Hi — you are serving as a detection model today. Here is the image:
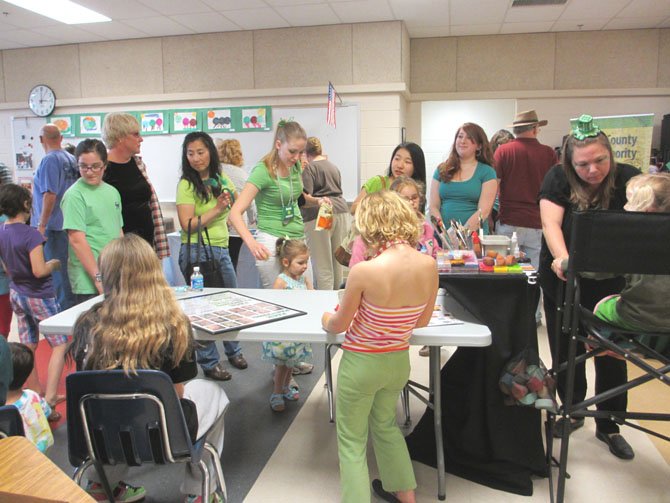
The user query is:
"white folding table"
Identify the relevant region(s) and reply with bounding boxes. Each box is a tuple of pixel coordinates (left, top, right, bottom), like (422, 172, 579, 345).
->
(40, 287, 491, 501)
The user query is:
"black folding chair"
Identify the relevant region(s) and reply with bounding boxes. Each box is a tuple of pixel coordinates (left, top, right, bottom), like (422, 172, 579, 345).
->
(0, 404, 25, 438)
(66, 370, 227, 503)
(549, 209, 670, 502)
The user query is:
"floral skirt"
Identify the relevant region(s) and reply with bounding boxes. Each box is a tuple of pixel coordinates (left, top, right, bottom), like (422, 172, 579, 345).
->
(261, 341, 313, 367)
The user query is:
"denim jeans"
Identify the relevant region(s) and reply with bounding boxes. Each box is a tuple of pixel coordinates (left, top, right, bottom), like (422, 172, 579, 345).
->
(179, 243, 242, 370)
(44, 229, 75, 311)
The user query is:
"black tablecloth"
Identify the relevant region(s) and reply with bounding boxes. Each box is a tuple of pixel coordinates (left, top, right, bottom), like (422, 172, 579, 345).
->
(406, 274, 546, 496)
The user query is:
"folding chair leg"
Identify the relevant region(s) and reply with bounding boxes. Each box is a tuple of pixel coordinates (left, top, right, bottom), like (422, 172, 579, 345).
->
(204, 443, 227, 502)
(72, 459, 94, 486)
(93, 461, 116, 503)
(198, 459, 211, 502)
(556, 331, 580, 503)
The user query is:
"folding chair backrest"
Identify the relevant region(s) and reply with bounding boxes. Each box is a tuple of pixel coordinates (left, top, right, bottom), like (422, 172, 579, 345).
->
(0, 404, 25, 438)
(568, 210, 670, 276)
(66, 370, 194, 468)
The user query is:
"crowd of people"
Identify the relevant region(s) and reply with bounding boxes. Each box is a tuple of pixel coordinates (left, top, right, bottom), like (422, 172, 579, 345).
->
(0, 110, 667, 503)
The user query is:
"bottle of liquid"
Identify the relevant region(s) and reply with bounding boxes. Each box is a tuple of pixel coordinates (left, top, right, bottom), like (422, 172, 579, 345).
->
(472, 231, 482, 258)
(510, 232, 520, 258)
(190, 266, 204, 291)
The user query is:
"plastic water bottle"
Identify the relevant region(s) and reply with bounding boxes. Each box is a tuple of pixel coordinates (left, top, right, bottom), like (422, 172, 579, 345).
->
(510, 232, 520, 258)
(190, 266, 204, 291)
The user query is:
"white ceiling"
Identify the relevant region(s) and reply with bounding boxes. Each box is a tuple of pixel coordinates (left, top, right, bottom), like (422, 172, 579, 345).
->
(0, 0, 669, 50)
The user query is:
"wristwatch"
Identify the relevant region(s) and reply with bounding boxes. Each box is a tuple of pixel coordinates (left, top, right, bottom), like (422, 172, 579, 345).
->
(94, 272, 102, 283)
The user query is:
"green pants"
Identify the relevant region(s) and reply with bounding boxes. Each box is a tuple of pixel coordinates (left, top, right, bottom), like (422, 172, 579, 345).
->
(336, 350, 416, 503)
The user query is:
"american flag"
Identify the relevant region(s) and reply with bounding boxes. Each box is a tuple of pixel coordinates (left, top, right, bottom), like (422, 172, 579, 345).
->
(326, 81, 336, 128)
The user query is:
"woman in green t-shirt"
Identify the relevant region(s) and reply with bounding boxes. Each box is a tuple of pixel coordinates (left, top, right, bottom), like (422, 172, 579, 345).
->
(350, 142, 426, 214)
(229, 121, 318, 289)
(176, 132, 247, 381)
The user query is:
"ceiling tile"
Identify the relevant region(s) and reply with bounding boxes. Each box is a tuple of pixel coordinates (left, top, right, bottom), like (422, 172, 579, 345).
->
(77, 0, 161, 19)
(0, 37, 28, 49)
(200, 0, 268, 9)
(617, 0, 670, 19)
(37, 25, 108, 43)
(504, 4, 565, 23)
(265, 0, 326, 5)
(450, 23, 501, 36)
(122, 16, 195, 37)
(169, 12, 241, 32)
(137, 0, 212, 16)
(659, 16, 670, 28)
(280, 4, 341, 26)
(0, 29, 65, 47)
(77, 20, 153, 40)
(500, 21, 555, 34)
(560, 0, 629, 20)
(407, 25, 450, 38)
(450, 0, 508, 25)
(0, 4, 59, 28)
(605, 17, 665, 30)
(223, 8, 290, 30)
(330, 0, 394, 24)
(551, 19, 609, 32)
(389, 0, 449, 25)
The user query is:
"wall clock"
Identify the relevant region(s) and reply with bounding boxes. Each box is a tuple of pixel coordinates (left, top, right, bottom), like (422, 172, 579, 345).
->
(28, 84, 56, 117)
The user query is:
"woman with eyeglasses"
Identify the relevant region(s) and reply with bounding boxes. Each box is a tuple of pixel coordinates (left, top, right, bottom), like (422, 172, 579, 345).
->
(60, 139, 123, 305)
(101, 112, 169, 260)
(175, 132, 247, 382)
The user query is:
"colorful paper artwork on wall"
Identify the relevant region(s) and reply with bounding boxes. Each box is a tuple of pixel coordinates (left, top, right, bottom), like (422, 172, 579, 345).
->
(171, 110, 200, 133)
(76, 113, 105, 137)
(242, 107, 270, 131)
(139, 111, 168, 135)
(49, 115, 74, 137)
(205, 109, 234, 132)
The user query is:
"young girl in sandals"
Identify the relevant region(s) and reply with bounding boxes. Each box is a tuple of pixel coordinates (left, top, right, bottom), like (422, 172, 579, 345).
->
(263, 237, 313, 412)
(322, 191, 438, 503)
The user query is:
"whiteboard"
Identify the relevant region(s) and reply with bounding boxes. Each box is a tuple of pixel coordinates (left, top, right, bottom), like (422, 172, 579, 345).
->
(142, 104, 360, 202)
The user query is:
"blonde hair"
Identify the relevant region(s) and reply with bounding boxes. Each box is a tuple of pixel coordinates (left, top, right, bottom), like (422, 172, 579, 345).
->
(216, 138, 243, 167)
(356, 191, 421, 250)
(275, 237, 309, 267)
(102, 112, 140, 149)
(305, 137, 322, 157)
(625, 173, 670, 212)
(390, 175, 426, 211)
(261, 121, 306, 178)
(84, 234, 193, 374)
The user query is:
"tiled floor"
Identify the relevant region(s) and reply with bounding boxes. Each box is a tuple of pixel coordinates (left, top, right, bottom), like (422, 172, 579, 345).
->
(246, 323, 670, 502)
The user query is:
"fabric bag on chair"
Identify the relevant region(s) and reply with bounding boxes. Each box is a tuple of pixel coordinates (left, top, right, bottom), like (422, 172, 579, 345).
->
(184, 217, 225, 287)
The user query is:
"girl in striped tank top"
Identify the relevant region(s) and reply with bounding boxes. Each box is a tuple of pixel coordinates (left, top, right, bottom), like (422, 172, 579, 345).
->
(322, 191, 438, 503)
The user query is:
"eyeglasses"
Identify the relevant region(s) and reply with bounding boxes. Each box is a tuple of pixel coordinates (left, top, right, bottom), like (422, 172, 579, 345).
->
(402, 194, 421, 202)
(78, 162, 104, 172)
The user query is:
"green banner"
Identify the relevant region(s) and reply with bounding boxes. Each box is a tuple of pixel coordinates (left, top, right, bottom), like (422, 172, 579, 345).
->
(570, 114, 654, 172)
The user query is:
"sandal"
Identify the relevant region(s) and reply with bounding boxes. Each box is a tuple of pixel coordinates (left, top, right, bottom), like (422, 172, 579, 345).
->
(270, 393, 285, 412)
(47, 410, 62, 422)
(282, 386, 299, 401)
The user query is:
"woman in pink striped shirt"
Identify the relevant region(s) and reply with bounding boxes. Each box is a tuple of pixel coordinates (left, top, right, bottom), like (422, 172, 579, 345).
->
(322, 191, 438, 503)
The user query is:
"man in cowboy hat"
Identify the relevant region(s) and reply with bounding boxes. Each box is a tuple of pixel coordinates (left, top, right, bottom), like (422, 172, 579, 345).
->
(494, 110, 557, 324)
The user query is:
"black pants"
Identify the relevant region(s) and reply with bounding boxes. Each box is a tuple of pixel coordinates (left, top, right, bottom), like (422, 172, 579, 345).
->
(544, 292, 627, 434)
(228, 236, 244, 271)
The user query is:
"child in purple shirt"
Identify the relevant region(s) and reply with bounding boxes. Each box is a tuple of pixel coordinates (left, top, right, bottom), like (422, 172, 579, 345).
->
(0, 184, 68, 420)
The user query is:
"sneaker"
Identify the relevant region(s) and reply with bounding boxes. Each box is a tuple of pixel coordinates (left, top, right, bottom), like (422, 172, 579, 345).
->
(292, 362, 314, 375)
(419, 346, 430, 357)
(87, 481, 146, 503)
(185, 492, 224, 503)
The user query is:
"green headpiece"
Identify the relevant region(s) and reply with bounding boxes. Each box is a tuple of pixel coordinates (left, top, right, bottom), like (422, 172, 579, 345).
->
(571, 114, 600, 140)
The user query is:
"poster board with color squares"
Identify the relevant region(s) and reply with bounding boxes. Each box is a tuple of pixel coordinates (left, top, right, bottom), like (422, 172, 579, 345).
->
(49, 115, 75, 138)
(239, 106, 271, 132)
(139, 110, 169, 135)
(170, 110, 201, 134)
(76, 113, 105, 137)
(205, 108, 234, 132)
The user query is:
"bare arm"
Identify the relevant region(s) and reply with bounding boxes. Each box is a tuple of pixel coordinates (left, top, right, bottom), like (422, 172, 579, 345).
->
(229, 183, 270, 260)
(540, 199, 568, 281)
(68, 230, 103, 294)
(174, 383, 184, 398)
(414, 264, 439, 328)
(349, 187, 368, 215)
(465, 179, 498, 231)
(428, 178, 443, 223)
(321, 267, 364, 333)
(28, 245, 60, 279)
(302, 192, 331, 207)
(272, 276, 287, 289)
(37, 192, 57, 236)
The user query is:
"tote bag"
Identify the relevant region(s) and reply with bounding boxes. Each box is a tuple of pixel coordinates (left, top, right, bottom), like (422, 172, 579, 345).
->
(184, 216, 225, 288)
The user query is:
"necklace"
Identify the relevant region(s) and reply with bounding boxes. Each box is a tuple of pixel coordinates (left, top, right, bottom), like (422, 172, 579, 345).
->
(371, 239, 410, 259)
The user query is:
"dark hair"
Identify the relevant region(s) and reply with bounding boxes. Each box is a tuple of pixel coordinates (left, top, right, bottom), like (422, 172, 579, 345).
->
(63, 143, 76, 156)
(180, 132, 221, 203)
(438, 123, 494, 183)
(387, 142, 426, 185)
(75, 138, 108, 164)
(275, 237, 309, 265)
(9, 342, 34, 390)
(0, 183, 32, 217)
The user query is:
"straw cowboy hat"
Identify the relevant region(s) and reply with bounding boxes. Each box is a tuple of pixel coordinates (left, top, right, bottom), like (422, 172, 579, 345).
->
(508, 110, 548, 128)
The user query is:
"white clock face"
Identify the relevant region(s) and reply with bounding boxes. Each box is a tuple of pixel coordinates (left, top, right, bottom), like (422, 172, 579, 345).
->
(29, 84, 56, 117)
